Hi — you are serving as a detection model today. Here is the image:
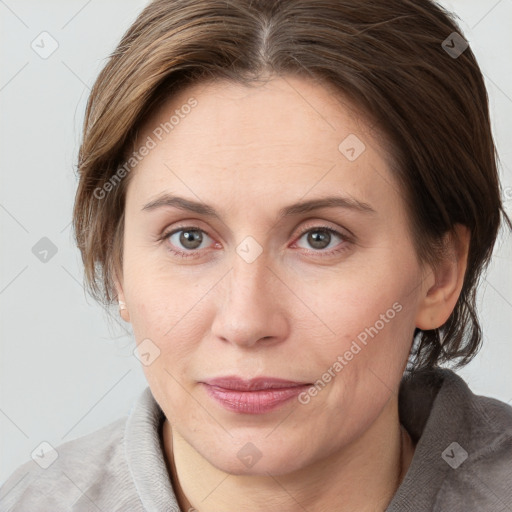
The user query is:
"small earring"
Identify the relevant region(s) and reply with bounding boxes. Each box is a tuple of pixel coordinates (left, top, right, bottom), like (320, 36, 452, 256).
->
(119, 300, 127, 310)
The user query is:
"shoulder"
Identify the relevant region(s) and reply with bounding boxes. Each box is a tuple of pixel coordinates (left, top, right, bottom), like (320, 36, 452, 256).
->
(397, 368, 512, 511)
(0, 415, 144, 512)
(435, 375, 512, 510)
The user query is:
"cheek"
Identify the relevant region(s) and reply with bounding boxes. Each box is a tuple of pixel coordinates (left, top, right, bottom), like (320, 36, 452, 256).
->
(295, 274, 418, 439)
(302, 254, 420, 381)
(122, 250, 206, 339)
(125, 279, 210, 421)
(128, 292, 207, 357)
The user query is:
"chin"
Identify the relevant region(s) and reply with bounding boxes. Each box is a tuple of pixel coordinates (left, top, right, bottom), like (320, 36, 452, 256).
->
(196, 437, 314, 477)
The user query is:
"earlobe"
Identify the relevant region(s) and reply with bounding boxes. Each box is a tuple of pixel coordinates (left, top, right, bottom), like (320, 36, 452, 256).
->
(415, 224, 470, 330)
(118, 299, 130, 322)
(114, 274, 131, 323)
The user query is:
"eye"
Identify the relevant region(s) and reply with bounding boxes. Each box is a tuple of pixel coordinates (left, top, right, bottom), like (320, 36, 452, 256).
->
(294, 225, 350, 255)
(159, 223, 351, 259)
(162, 226, 215, 258)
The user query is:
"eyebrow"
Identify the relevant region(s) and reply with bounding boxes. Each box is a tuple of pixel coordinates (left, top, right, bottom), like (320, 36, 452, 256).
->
(141, 193, 376, 219)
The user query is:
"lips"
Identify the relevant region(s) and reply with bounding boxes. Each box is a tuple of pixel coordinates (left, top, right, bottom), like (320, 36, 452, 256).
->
(203, 376, 309, 390)
(201, 376, 312, 414)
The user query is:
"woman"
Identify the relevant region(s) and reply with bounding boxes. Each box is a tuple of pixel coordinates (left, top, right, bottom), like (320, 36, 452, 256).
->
(1, 0, 511, 510)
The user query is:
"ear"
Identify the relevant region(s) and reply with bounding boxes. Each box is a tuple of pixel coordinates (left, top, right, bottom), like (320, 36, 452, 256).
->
(114, 272, 130, 323)
(415, 224, 470, 330)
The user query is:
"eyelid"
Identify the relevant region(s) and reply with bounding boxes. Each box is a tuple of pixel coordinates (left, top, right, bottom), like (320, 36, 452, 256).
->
(159, 220, 216, 243)
(293, 220, 354, 242)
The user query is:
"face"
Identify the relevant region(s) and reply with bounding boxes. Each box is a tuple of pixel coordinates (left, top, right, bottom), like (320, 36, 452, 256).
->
(117, 75, 429, 475)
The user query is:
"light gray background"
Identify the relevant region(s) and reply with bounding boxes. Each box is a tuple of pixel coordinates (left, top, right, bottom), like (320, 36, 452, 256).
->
(1, 0, 511, 486)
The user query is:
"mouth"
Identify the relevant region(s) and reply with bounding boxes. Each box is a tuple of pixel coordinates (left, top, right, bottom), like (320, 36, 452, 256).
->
(200, 376, 312, 414)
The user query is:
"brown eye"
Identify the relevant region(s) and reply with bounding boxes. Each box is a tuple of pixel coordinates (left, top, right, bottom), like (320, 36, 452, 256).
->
(164, 227, 213, 254)
(177, 229, 203, 250)
(295, 227, 346, 253)
(306, 229, 332, 250)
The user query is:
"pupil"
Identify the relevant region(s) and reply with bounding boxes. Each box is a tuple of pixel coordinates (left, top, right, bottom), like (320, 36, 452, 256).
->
(180, 230, 202, 249)
(309, 230, 330, 249)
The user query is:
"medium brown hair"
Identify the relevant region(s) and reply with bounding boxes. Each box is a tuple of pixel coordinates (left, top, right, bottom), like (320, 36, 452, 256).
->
(72, 0, 511, 370)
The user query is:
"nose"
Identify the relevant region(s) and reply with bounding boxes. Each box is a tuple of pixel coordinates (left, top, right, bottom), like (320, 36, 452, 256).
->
(210, 253, 289, 349)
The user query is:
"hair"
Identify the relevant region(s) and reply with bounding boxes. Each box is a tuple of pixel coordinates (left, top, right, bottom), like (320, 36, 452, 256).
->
(72, 0, 511, 371)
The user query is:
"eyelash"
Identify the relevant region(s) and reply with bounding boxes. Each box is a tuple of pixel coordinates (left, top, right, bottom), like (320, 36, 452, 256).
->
(158, 224, 352, 259)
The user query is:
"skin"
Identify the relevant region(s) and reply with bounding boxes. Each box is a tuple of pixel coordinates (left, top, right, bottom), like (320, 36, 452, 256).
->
(115, 74, 470, 511)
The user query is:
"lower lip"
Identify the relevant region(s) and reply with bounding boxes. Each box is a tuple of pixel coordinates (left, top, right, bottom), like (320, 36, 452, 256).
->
(202, 384, 310, 414)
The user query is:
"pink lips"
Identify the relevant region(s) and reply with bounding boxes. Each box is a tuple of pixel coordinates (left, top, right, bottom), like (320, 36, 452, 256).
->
(201, 376, 311, 414)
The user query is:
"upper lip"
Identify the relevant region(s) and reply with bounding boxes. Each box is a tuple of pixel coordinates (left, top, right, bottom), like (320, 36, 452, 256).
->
(202, 376, 311, 391)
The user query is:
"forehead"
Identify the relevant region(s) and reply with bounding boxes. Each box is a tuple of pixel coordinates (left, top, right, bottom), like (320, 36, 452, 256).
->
(127, 75, 399, 213)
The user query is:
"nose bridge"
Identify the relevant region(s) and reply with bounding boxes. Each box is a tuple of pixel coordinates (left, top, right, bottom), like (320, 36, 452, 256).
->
(211, 248, 287, 347)
(228, 250, 274, 313)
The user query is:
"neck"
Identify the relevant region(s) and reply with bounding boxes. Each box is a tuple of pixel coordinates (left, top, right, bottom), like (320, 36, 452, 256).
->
(162, 398, 415, 512)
